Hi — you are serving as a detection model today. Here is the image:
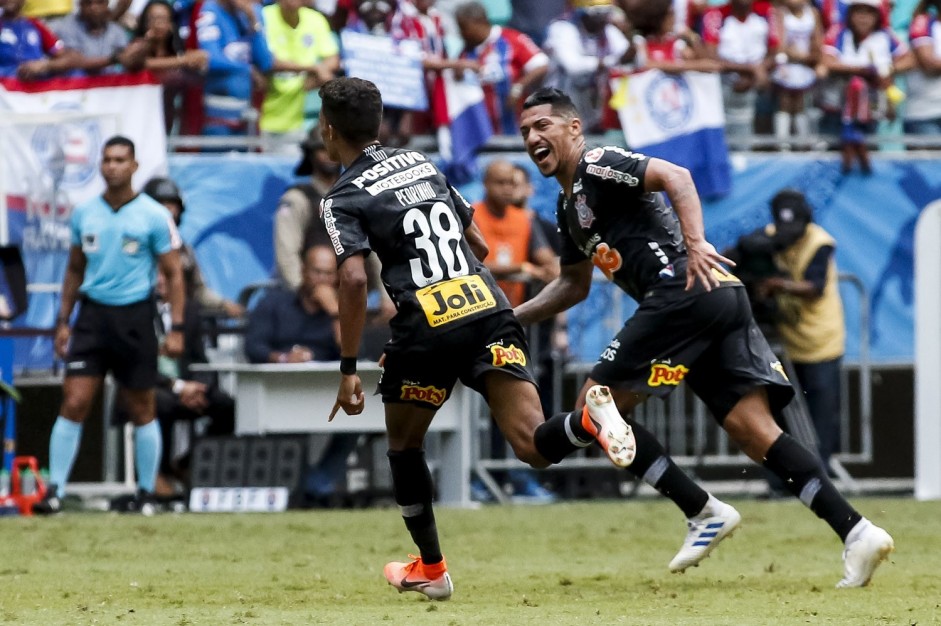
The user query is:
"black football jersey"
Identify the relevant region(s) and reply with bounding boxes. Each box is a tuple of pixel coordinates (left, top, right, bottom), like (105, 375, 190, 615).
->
(557, 146, 689, 301)
(321, 144, 510, 341)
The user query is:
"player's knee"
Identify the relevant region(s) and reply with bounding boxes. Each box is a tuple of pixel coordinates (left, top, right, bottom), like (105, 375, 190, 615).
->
(725, 414, 781, 461)
(60, 396, 93, 422)
(507, 436, 550, 469)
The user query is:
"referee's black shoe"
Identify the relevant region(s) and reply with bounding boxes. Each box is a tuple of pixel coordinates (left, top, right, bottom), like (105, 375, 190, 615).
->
(111, 489, 159, 516)
(33, 485, 63, 515)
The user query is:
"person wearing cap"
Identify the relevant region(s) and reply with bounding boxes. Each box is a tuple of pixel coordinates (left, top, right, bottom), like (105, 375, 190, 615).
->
(755, 189, 844, 469)
(542, 0, 634, 132)
(820, 0, 913, 173)
(143, 177, 244, 318)
(274, 127, 342, 291)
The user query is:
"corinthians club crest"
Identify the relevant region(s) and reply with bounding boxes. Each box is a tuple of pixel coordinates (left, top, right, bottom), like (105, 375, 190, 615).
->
(575, 193, 594, 229)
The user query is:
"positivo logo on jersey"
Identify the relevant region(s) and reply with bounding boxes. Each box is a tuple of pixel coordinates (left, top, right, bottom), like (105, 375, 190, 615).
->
(415, 275, 496, 327)
(351, 151, 433, 195)
(648, 362, 689, 386)
(491, 344, 527, 367)
(400, 384, 447, 406)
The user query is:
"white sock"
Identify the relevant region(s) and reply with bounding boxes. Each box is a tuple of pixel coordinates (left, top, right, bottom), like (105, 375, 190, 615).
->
(794, 112, 810, 136)
(774, 111, 792, 140)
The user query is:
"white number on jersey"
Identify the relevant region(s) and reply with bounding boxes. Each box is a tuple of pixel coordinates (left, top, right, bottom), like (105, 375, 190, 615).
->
(403, 202, 469, 287)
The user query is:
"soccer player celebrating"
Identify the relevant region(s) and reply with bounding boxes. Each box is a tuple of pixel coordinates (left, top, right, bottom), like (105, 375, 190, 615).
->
(319, 77, 642, 601)
(515, 87, 894, 588)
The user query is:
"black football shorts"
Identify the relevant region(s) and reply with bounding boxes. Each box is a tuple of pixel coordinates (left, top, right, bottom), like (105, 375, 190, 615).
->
(590, 284, 794, 423)
(379, 310, 536, 410)
(65, 297, 159, 390)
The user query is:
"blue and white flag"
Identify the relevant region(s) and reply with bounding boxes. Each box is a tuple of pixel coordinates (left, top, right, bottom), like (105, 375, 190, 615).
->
(435, 68, 492, 185)
(611, 70, 731, 199)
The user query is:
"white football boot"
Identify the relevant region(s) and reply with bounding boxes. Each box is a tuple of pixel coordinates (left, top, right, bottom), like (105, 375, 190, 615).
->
(669, 496, 742, 573)
(836, 518, 894, 588)
(582, 385, 636, 468)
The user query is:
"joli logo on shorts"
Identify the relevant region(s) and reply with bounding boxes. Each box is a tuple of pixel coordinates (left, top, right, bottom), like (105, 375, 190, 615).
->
(491, 344, 527, 367)
(416, 275, 496, 327)
(648, 363, 688, 386)
(400, 384, 447, 406)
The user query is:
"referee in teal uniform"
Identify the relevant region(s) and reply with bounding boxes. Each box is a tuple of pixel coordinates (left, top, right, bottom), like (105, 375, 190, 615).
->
(35, 136, 186, 515)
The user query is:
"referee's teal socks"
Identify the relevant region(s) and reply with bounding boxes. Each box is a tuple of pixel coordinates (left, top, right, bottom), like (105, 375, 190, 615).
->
(49, 416, 83, 498)
(134, 420, 162, 495)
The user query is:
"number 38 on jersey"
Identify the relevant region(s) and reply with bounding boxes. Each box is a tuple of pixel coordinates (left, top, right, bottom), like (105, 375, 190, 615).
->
(405, 201, 496, 327)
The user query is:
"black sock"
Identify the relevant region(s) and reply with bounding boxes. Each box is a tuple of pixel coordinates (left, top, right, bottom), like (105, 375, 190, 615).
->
(762, 433, 861, 541)
(387, 448, 442, 564)
(534, 411, 591, 464)
(625, 420, 709, 518)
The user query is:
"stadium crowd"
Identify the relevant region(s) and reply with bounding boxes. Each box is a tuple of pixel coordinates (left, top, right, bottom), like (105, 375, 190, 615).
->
(3, 0, 941, 150)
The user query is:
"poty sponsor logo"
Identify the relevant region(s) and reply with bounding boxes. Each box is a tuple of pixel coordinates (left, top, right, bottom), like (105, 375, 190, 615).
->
(586, 164, 639, 186)
(401, 384, 447, 406)
(491, 344, 527, 367)
(320, 198, 345, 255)
(648, 363, 689, 386)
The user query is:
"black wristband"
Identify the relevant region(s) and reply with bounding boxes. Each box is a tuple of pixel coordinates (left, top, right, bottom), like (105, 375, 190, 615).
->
(340, 356, 357, 376)
(170, 323, 185, 332)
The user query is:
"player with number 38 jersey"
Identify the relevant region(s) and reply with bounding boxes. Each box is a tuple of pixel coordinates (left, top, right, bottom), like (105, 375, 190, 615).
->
(323, 144, 511, 343)
(319, 78, 646, 601)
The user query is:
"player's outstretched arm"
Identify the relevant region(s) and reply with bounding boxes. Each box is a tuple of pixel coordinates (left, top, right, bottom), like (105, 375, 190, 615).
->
(332, 253, 368, 419)
(514, 259, 592, 326)
(642, 158, 735, 292)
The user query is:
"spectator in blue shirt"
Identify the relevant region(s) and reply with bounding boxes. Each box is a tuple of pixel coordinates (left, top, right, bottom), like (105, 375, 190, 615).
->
(0, 0, 75, 79)
(196, 0, 327, 136)
(245, 245, 340, 363)
(197, 0, 275, 135)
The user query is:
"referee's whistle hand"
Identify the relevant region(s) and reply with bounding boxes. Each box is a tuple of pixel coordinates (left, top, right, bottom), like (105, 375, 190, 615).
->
(54, 326, 70, 359)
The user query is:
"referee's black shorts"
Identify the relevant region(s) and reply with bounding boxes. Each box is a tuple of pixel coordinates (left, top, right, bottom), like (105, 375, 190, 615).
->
(65, 296, 159, 390)
(379, 310, 537, 411)
(590, 283, 794, 423)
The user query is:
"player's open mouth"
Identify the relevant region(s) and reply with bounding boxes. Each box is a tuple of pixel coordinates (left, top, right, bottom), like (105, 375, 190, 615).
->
(533, 147, 551, 163)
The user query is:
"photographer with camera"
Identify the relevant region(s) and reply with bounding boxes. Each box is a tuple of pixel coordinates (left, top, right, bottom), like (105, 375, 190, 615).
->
(726, 189, 845, 470)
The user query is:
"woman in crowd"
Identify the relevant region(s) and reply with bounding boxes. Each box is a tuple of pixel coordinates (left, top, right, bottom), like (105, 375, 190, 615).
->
(133, 0, 209, 133)
(772, 0, 824, 141)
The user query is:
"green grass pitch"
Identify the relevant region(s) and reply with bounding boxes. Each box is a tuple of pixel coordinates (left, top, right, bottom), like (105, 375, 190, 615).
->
(1, 497, 938, 625)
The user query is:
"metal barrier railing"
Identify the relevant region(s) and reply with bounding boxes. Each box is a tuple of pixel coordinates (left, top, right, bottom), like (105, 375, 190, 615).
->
(165, 133, 941, 154)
